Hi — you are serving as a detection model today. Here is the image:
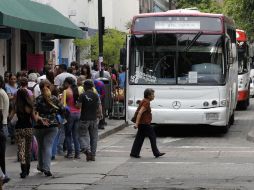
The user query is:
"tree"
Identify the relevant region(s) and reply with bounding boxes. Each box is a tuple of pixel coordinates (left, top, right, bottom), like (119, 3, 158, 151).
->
(74, 29, 126, 66)
(176, 0, 223, 13)
(223, 0, 254, 38)
(89, 29, 126, 66)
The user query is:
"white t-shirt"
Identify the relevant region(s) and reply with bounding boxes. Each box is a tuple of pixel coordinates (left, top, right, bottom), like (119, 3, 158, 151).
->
(54, 72, 77, 87)
(28, 81, 41, 98)
(94, 71, 111, 80)
(37, 75, 47, 83)
(0, 89, 9, 125)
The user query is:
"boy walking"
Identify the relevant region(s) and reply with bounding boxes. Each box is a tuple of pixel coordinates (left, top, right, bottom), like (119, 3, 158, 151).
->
(78, 80, 102, 161)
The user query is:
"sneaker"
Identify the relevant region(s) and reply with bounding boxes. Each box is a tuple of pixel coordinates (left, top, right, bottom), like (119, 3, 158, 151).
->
(90, 156, 95, 161)
(74, 154, 81, 159)
(130, 154, 141, 158)
(37, 166, 45, 173)
(2, 176, 10, 184)
(84, 151, 92, 161)
(64, 154, 74, 159)
(98, 125, 105, 130)
(44, 171, 52, 177)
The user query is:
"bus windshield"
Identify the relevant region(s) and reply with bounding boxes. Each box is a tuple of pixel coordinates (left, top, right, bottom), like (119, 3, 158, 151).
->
(237, 42, 249, 74)
(129, 33, 226, 85)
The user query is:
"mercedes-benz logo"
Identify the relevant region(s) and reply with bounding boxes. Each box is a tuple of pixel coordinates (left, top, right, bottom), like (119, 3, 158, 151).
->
(172, 101, 181, 109)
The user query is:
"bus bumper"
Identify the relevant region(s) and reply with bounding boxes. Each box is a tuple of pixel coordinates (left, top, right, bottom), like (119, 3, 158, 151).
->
(128, 107, 228, 126)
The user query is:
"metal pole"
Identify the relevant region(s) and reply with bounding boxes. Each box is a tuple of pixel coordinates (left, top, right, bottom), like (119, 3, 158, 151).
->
(98, 0, 103, 77)
(168, 0, 172, 10)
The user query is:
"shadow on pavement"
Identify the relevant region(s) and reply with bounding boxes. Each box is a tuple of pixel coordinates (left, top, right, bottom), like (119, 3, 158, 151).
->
(154, 124, 227, 138)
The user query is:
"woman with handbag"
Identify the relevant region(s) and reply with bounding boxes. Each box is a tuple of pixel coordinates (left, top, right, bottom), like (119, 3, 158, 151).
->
(130, 88, 165, 158)
(8, 87, 46, 178)
(34, 79, 64, 176)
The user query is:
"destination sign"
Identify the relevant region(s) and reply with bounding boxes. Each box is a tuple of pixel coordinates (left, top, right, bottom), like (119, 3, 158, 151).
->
(133, 16, 222, 32)
(155, 21, 200, 30)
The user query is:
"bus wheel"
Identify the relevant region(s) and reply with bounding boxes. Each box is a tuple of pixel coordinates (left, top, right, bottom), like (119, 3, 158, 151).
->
(247, 89, 250, 106)
(229, 113, 235, 126)
(221, 124, 229, 134)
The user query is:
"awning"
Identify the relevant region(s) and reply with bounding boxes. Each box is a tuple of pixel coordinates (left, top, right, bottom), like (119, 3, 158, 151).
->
(0, 0, 84, 39)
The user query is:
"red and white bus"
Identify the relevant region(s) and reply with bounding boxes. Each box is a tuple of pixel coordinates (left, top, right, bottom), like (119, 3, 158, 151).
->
(236, 29, 251, 109)
(125, 9, 238, 133)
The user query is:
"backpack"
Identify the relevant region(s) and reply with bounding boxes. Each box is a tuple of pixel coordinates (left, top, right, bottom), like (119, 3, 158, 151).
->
(27, 83, 38, 93)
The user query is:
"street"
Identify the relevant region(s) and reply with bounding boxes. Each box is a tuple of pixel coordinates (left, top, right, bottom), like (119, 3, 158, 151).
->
(4, 100, 254, 190)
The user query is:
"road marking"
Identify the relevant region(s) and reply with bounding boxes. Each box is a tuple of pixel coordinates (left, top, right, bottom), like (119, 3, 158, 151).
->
(129, 161, 254, 165)
(175, 146, 254, 149)
(101, 150, 129, 153)
(162, 138, 182, 144)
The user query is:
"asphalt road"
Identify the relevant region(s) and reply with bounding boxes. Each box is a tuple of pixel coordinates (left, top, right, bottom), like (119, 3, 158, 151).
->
(4, 99, 254, 190)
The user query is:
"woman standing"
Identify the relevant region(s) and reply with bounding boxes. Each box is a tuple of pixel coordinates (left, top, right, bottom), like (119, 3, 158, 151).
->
(5, 73, 18, 144)
(10, 89, 44, 178)
(80, 64, 92, 79)
(62, 77, 81, 159)
(34, 80, 64, 176)
(130, 88, 165, 158)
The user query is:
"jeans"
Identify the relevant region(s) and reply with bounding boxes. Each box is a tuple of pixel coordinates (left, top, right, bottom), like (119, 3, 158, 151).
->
(65, 112, 80, 155)
(34, 127, 58, 172)
(2, 125, 8, 139)
(79, 120, 98, 156)
(130, 124, 160, 157)
(52, 124, 65, 156)
(0, 128, 6, 175)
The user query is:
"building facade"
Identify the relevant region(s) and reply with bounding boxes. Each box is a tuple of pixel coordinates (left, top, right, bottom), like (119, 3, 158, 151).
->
(34, 0, 139, 65)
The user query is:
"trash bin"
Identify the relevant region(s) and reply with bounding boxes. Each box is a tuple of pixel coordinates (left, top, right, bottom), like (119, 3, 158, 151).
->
(97, 77, 113, 111)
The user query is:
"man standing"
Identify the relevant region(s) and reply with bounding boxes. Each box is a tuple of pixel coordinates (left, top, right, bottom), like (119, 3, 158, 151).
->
(0, 75, 10, 184)
(54, 64, 77, 88)
(78, 80, 102, 161)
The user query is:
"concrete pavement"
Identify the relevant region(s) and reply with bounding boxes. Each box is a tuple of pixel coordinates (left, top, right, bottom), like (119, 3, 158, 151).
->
(247, 127, 254, 142)
(3, 118, 127, 190)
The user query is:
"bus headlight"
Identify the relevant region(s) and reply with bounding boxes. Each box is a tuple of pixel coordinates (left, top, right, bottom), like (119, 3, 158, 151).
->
(220, 100, 227, 107)
(212, 100, 218, 106)
(203, 101, 209, 107)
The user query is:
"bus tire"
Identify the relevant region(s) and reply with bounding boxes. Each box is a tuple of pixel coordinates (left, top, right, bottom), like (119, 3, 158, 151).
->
(247, 89, 250, 106)
(242, 99, 248, 110)
(229, 113, 235, 126)
(221, 124, 229, 134)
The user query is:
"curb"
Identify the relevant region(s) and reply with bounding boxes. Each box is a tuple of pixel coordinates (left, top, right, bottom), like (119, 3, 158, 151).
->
(99, 122, 128, 140)
(246, 128, 254, 142)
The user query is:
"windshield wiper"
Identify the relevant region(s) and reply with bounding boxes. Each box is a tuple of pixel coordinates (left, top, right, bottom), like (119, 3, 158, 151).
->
(184, 31, 203, 52)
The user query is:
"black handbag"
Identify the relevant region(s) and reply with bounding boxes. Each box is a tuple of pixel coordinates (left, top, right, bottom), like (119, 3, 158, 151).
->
(131, 112, 137, 123)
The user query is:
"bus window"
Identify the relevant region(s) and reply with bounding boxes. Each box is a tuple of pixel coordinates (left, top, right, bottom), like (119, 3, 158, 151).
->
(129, 33, 225, 85)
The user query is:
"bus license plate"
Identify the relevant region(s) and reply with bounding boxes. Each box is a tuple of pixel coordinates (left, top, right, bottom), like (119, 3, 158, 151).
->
(206, 113, 219, 120)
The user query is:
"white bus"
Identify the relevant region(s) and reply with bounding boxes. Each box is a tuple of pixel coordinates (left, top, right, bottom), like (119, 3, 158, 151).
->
(125, 9, 238, 133)
(236, 29, 251, 109)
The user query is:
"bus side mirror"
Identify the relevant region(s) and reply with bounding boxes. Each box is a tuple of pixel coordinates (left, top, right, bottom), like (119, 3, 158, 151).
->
(230, 43, 237, 65)
(229, 56, 233, 65)
(120, 48, 126, 66)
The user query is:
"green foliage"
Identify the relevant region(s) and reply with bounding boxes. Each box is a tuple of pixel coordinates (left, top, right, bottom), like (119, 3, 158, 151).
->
(90, 29, 126, 66)
(176, 0, 223, 13)
(75, 29, 126, 66)
(223, 0, 254, 38)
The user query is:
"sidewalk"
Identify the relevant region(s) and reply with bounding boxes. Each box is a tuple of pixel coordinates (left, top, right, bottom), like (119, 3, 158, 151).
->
(3, 118, 127, 190)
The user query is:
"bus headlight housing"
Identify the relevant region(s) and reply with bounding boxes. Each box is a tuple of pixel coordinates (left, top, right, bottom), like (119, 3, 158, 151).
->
(220, 100, 227, 107)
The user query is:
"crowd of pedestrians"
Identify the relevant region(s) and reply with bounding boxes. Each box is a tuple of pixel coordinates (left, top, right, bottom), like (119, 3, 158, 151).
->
(0, 61, 126, 187)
